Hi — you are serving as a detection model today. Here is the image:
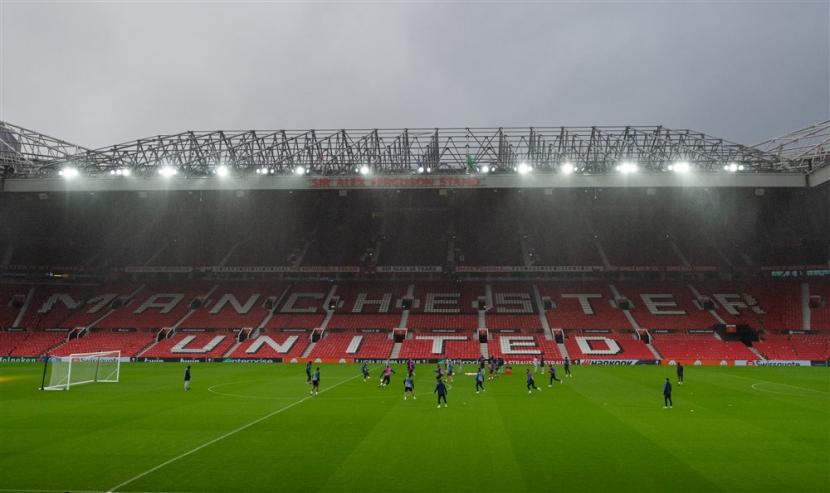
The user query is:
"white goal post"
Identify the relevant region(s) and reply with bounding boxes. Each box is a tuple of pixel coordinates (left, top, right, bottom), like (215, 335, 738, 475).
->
(41, 350, 121, 391)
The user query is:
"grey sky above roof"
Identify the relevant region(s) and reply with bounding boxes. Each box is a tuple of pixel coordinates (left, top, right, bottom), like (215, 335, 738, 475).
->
(1, 0, 827, 150)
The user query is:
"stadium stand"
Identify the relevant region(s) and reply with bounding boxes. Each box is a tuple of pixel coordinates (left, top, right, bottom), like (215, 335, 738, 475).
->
(0, 284, 28, 327)
(564, 332, 656, 360)
(228, 330, 310, 359)
(539, 283, 631, 330)
(487, 335, 562, 362)
(309, 331, 394, 360)
(755, 333, 830, 361)
(614, 283, 717, 330)
(398, 333, 481, 359)
(650, 333, 757, 361)
(180, 282, 282, 329)
(142, 330, 237, 359)
(50, 329, 156, 357)
(809, 282, 830, 330)
(0, 330, 66, 357)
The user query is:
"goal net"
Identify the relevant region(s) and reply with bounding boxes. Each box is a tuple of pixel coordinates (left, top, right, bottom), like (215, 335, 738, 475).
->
(42, 350, 121, 391)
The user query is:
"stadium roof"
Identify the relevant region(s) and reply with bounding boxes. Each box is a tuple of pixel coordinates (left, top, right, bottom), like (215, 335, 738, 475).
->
(1, 121, 828, 191)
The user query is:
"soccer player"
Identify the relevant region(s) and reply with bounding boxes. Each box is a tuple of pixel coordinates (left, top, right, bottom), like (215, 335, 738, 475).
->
(548, 362, 561, 387)
(404, 374, 416, 400)
(478, 355, 486, 371)
(475, 368, 485, 393)
(305, 361, 313, 384)
(663, 377, 673, 408)
(435, 363, 444, 381)
(539, 355, 546, 374)
(677, 362, 684, 385)
(526, 368, 541, 394)
(379, 364, 395, 387)
(488, 358, 496, 380)
(184, 365, 191, 391)
(361, 362, 370, 381)
(435, 378, 448, 408)
(446, 358, 455, 384)
(563, 356, 572, 378)
(311, 367, 321, 395)
(532, 356, 539, 374)
(407, 359, 415, 377)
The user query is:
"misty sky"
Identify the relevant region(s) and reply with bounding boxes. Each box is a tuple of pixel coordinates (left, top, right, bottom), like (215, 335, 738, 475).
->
(0, 0, 827, 149)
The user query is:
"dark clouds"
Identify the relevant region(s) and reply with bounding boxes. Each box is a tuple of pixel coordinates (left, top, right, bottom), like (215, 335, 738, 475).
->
(1, 0, 827, 149)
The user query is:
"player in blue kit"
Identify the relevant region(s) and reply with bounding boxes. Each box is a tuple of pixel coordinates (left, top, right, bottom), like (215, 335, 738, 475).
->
(435, 379, 448, 408)
(404, 374, 416, 400)
(526, 368, 541, 394)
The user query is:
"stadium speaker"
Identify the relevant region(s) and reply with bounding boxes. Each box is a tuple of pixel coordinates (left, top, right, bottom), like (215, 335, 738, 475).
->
(477, 299, 487, 311)
(702, 299, 715, 310)
(110, 298, 124, 309)
(263, 298, 275, 310)
(809, 295, 824, 309)
(617, 299, 631, 310)
(189, 298, 203, 310)
(543, 299, 554, 310)
(401, 298, 413, 310)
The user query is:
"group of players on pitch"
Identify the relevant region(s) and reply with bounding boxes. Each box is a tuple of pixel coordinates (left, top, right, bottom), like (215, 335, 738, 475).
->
(302, 356, 684, 408)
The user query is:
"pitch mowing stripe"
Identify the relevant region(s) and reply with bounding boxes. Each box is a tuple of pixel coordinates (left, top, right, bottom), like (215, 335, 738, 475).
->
(107, 374, 360, 493)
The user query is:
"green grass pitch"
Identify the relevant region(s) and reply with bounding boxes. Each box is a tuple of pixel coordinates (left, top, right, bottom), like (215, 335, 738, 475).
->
(0, 362, 828, 493)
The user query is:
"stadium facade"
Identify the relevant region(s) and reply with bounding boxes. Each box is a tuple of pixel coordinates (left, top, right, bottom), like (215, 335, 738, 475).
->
(0, 121, 828, 366)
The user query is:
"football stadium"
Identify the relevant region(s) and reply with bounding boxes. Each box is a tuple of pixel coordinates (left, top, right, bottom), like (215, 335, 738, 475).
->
(0, 121, 828, 493)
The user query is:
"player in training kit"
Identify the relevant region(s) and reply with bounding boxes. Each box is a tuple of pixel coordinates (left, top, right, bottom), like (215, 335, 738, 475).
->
(478, 356, 486, 371)
(404, 374, 416, 400)
(379, 364, 395, 387)
(184, 365, 191, 391)
(676, 363, 684, 385)
(475, 368, 485, 393)
(407, 359, 415, 377)
(532, 357, 539, 374)
(435, 363, 444, 381)
(526, 368, 541, 394)
(539, 355, 546, 374)
(563, 356, 572, 377)
(663, 377, 673, 408)
(435, 379, 448, 408)
(446, 359, 454, 384)
(311, 368, 320, 395)
(361, 362, 370, 381)
(305, 361, 313, 384)
(548, 363, 561, 387)
(488, 359, 496, 380)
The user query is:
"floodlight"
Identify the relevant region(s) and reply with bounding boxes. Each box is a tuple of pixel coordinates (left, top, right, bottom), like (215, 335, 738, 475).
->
(359, 165, 370, 175)
(158, 166, 177, 177)
(561, 162, 575, 175)
(517, 162, 532, 175)
(59, 167, 79, 179)
(671, 161, 691, 174)
(725, 163, 740, 172)
(294, 166, 305, 176)
(121, 168, 131, 177)
(617, 161, 638, 174)
(481, 165, 490, 174)
(417, 166, 425, 174)
(216, 165, 229, 177)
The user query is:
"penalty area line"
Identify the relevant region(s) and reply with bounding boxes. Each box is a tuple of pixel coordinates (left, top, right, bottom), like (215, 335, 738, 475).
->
(107, 374, 360, 493)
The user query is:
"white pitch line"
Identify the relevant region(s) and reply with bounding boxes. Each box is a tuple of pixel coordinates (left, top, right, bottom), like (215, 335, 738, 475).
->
(107, 374, 360, 493)
(728, 373, 830, 395)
